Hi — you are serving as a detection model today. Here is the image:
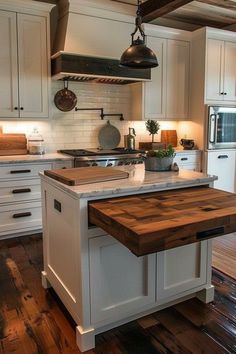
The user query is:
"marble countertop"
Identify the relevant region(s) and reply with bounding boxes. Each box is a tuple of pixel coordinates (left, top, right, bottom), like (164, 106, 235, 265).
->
(40, 165, 217, 199)
(0, 153, 73, 164)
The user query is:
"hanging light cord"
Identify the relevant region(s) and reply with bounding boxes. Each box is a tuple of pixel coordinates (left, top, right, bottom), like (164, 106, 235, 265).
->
(131, 0, 146, 45)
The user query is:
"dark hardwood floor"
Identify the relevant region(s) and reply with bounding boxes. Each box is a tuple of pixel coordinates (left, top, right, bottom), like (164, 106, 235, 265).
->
(0, 234, 236, 354)
(212, 233, 236, 280)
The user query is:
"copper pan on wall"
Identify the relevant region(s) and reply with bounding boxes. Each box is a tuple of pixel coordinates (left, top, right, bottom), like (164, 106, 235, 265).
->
(54, 80, 77, 112)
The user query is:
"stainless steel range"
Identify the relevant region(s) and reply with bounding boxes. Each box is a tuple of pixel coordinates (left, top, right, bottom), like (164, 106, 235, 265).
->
(59, 148, 144, 167)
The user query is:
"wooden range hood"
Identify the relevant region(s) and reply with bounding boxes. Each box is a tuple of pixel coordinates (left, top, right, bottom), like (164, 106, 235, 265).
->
(89, 186, 236, 256)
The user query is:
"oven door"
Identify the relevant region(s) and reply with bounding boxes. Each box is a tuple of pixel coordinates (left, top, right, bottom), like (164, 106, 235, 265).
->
(208, 106, 236, 149)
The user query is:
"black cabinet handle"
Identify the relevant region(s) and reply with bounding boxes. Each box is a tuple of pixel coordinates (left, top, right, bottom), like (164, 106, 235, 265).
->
(224, 92, 227, 95)
(197, 227, 224, 239)
(20, 107, 24, 110)
(218, 155, 228, 159)
(12, 212, 32, 219)
(181, 157, 188, 161)
(10, 169, 31, 174)
(12, 188, 31, 194)
(14, 107, 18, 110)
(220, 92, 224, 95)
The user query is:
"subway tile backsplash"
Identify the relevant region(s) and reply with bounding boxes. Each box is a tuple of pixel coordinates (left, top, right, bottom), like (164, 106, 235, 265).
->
(0, 81, 196, 152)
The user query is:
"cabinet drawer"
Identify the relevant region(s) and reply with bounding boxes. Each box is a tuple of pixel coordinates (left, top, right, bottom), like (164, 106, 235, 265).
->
(0, 163, 52, 180)
(0, 201, 42, 234)
(0, 179, 41, 204)
(174, 153, 200, 165)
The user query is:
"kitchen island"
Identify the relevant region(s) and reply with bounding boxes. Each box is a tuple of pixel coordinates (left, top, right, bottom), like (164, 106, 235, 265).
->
(40, 166, 234, 352)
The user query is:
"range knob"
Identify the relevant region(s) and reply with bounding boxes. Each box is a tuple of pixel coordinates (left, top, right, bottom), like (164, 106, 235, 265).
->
(92, 162, 98, 166)
(107, 163, 113, 167)
(118, 161, 124, 166)
(132, 160, 137, 165)
(138, 160, 143, 164)
(125, 161, 130, 165)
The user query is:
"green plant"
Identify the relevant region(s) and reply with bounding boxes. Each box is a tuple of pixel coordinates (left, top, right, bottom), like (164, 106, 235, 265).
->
(145, 120, 160, 143)
(146, 144, 175, 158)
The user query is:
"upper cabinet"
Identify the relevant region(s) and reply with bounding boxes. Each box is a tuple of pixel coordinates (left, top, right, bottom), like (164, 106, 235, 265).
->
(206, 39, 236, 103)
(0, 10, 49, 118)
(166, 39, 190, 119)
(132, 36, 190, 121)
(143, 37, 167, 119)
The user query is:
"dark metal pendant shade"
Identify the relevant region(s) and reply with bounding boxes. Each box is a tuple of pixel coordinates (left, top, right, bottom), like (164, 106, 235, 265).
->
(120, 1, 158, 69)
(120, 39, 158, 69)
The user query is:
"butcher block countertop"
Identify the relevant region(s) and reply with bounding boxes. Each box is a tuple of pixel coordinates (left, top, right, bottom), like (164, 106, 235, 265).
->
(89, 186, 236, 256)
(40, 165, 217, 199)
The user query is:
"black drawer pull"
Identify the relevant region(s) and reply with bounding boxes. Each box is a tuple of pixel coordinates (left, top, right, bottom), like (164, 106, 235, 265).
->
(12, 188, 31, 194)
(181, 157, 188, 161)
(10, 169, 31, 174)
(218, 155, 228, 159)
(12, 212, 32, 219)
(197, 227, 224, 239)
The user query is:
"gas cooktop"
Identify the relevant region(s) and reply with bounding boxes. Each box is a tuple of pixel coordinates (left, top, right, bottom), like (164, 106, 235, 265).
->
(59, 148, 145, 157)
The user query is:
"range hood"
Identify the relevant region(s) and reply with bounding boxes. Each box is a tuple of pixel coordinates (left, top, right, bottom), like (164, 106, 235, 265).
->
(51, 1, 151, 84)
(51, 52, 151, 84)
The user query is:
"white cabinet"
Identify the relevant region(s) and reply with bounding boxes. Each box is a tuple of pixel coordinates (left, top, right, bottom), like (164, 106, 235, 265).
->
(206, 150, 236, 192)
(206, 39, 236, 103)
(89, 235, 155, 324)
(133, 38, 190, 120)
(0, 10, 48, 118)
(144, 37, 167, 119)
(166, 40, 190, 119)
(174, 150, 201, 171)
(156, 241, 207, 300)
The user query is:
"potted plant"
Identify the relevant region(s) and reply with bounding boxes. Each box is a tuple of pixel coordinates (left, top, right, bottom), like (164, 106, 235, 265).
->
(139, 120, 164, 151)
(145, 120, 160, 143)
(144, 145, 176, 171)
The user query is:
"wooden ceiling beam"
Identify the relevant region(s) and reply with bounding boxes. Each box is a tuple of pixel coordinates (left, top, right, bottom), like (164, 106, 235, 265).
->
(140, 0, 194, 22)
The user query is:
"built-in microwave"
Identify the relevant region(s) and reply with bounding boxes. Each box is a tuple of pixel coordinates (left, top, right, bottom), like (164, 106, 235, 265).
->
(207, 106, 236, 149)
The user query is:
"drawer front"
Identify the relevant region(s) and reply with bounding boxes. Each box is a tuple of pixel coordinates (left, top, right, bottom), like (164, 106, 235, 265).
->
(0, 179, 41, 204)
(0, 163, 52, 180)
(174, 153, 200, 165)
(0, 202, 42, 234)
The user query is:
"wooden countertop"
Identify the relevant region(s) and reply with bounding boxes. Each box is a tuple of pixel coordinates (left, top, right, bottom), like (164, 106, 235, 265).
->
(89, 186, 236, 256)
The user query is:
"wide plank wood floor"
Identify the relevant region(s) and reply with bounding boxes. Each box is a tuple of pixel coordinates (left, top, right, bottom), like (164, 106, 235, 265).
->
(0, 234, 235, 354)
(212, 233, 236, 279)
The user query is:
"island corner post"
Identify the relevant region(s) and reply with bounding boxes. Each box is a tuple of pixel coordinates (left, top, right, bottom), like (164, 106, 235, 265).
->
(39, 168, 236, 352)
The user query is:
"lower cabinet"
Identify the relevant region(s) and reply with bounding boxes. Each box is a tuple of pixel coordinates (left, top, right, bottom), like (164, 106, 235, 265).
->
(156, 241, 207, 300)
(174, 151, 201, 171)
(206, 150, 236, 192)
(89, 235, 208, 324)
(0, 159, 73, 238)
(89, 235, 156, 324)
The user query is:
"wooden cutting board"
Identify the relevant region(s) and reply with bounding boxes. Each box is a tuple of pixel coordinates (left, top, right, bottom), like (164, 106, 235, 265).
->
(44, 167, 129, 185)
(0, 133, 27, 155)
(89, 186, 236, 256)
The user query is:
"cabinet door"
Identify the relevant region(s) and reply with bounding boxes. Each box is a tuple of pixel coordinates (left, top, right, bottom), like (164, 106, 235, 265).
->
(0, 10, 18, 118)
(17, 14, 48, 118)
(89, 235, 155, 325)
(207, 150, 236, 192)
(223, 41, 236, 102)
(166, 40, 190, 119)
(144, 37, 167, 119)
(156, 241, 207, 300)
(206, 39, 224, 102)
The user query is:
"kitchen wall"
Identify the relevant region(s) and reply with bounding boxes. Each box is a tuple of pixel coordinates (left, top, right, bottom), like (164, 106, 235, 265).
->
(0, 81, 197, 151)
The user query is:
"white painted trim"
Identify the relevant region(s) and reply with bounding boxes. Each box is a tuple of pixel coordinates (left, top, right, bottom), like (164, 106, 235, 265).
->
(0, 0, 54, 14)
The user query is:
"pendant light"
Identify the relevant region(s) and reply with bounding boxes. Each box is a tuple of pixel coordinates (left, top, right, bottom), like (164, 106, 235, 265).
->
(120, 0, 158, 69)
